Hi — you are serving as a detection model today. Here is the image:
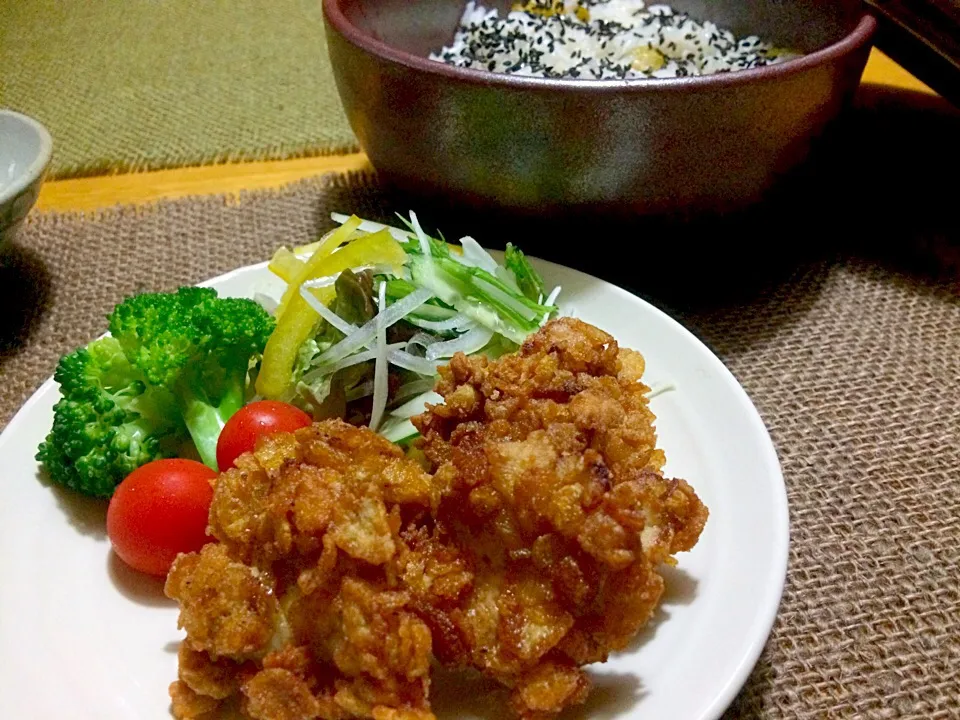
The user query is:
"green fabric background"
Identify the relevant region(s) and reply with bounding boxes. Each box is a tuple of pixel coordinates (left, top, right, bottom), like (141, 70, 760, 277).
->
(0, 0, 358, 178)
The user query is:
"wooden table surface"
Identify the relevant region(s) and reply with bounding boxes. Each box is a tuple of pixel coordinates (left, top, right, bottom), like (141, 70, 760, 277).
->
(35, 49, 936, 214)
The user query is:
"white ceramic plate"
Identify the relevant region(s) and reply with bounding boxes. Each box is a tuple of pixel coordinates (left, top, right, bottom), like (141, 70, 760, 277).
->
(0, 258, 788, 720)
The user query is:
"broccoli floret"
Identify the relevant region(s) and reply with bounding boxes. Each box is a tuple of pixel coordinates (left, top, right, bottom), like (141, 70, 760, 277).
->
(36, 337, 183, 497)
(37, 287, 274, 497)
(108, 287, 274, 470)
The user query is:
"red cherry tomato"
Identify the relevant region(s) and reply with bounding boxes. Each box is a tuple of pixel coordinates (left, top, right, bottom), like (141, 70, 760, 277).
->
(106, 459, 216, 577)
(216, 400, 312, 470)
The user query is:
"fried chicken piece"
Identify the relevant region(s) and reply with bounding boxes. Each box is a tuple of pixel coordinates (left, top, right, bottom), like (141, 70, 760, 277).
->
(166, 421, 438, 720)
(165, 543, 279, 658)
(509, 662, 591, 720)
(241, 668, 322, 720)
(165, 320, 707, 720)
(177, 644, 248, 700)
(207, 424, 436, 569)
(411, 318, 708, 718)
(169, 680, 221, 719)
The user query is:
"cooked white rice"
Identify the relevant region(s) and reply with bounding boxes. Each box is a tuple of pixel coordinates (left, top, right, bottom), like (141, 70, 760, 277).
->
(431, 0, 797, 80)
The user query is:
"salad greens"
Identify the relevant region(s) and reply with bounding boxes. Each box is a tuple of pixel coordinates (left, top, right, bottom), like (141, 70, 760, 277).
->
(505, 243, 546, 303)
(263, 211, 560, 442)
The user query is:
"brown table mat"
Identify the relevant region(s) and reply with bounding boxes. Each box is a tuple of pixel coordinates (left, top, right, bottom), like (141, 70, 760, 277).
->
(2, 161, 958, 716)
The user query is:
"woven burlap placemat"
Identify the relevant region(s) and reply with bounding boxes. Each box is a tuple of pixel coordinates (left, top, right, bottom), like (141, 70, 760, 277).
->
(0, 0, 358, 179)
(1, 168, 957, 717)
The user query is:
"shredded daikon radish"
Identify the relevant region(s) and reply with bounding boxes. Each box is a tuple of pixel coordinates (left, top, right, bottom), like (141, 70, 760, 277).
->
(459, 236, 499, 272)
(539, 288, 563, 325)
(370, 282, 389, 430)
(646, 382, 677, 399)
(406, 332, 440, 353)
(409, 211, 432, 257)
(313, 287, 433, 368)
(406, 313, 477, 333)
(301, 275, 339, 291)
(425, 326, 494, 361)
(299, 286, 357, 336)
(387, 349, 441, 376)
(309, 343, 404, 376)
(254, 292, 279, 315)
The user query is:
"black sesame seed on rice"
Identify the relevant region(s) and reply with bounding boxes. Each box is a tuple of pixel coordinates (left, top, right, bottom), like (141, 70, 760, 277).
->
(430, 0, 795, 80)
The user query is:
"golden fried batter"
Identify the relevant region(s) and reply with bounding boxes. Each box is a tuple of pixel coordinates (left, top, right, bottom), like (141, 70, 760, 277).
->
(166, 422, 436, 720)
(412, 318, 708, 717)
(165, 543, 279, 658)
(165, 319, 708, 720)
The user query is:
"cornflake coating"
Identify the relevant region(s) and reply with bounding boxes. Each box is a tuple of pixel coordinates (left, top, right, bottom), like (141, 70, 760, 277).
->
(166, 421, 437, 720)
(413, 318, 708, 717)
(165, 319, 708, 720)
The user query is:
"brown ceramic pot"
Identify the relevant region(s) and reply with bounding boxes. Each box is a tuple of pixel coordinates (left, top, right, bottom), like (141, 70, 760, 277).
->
(323, 0, 876, 216)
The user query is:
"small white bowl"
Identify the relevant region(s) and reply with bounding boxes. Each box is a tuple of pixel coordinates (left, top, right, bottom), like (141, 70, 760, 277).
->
(0, 110, 53, 245)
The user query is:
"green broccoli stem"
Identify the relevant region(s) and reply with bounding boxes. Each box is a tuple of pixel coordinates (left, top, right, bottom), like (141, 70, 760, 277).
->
(175, 365, 247, 471)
